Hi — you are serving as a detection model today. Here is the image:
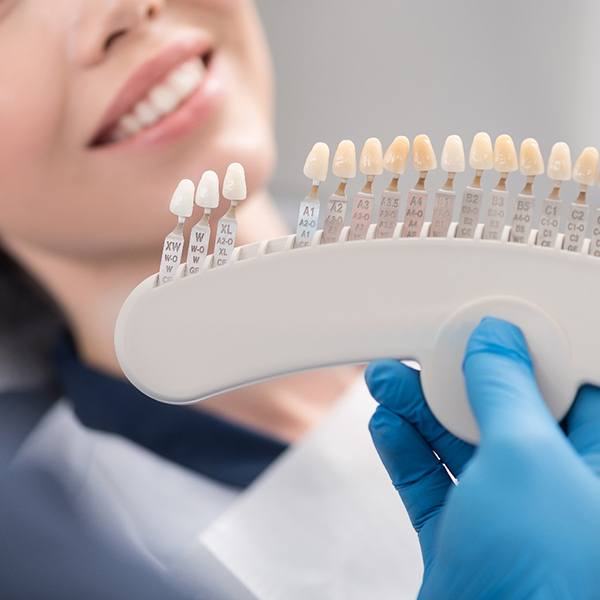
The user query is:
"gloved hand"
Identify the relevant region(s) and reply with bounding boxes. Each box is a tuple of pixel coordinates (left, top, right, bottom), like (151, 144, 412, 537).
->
(366, 317, 600, 600)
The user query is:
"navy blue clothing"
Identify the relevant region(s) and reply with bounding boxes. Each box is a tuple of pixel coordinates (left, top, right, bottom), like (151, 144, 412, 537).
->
(55, 337, 287, 489)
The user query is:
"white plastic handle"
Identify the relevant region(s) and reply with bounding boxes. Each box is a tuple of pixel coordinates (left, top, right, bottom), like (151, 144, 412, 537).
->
(115, 222, 600, 443)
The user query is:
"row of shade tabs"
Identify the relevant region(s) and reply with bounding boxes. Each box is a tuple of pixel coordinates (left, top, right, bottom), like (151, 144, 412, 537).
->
(296, 134, 600, 254)
(158, 162, 248, 285)
(158, 134, 600, 286)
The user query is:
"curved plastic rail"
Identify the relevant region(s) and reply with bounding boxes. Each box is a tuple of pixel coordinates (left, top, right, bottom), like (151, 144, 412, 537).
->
(115, 222, 600, 442)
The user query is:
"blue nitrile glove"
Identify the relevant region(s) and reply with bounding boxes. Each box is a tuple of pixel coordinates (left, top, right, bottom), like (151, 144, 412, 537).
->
(366, 317, 600, 600)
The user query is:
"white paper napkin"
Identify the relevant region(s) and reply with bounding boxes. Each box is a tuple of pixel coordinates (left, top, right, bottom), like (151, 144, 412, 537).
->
(201, 378, 423, 599)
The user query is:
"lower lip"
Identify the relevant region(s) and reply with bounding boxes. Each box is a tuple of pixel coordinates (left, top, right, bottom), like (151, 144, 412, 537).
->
(94, 56, 224, 152)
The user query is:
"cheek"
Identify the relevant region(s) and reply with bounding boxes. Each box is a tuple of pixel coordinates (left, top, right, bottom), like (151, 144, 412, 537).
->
(0, 32, 66, 235)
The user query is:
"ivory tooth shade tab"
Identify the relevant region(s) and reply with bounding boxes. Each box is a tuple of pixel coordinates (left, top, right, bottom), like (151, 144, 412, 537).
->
(511, 138, 544, 245)
(170, 179, 195, 218)
(536, 143, 570, 249)
(564, 146, 598, 253)
(493, 135, 518, 172)
(332, 140, 357, 179)
(195, 170, 220, 209)
(441, 135, 466, 173)
(481, 135, 516, 241)
(412, 134, 437, 171)
(469, 132, 494, 171)
(359, 138, 384, 176)
(375, 136, 409, 239)
(383, 136, 410, 174)
(223, 163, 247, 201)
(456, 134, 488, 240)
(519, 138, 545, 176)
(573, 146, 599, 186)
(303, 142, 330, 183)
(547, 143, 572, 182)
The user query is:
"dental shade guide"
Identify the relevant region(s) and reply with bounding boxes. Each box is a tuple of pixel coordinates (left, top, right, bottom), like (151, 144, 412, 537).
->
(295, 143, 329, 248)
(375, 136, 409, 239)
(348, 138, 384, 241)
(456, 132, 493, 239)
(482, 134, 518, 241)
(185, 171, 219, 275)
(214, 163, 246, 266)
(537, 142, 571, 249)
(430, 135, 464, 238)
(401, 135, 437, 238)
(115, 137, 600, 444)
(322, 140, 356, 244)
(564, 147, 599, 253)
(157, 179, 194, 285)
(511, 138, 544, 244)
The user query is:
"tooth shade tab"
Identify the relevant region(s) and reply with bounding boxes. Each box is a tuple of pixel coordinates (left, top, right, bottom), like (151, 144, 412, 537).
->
(441, 135, 465, 173)
(469, 132, 494, 171)
(303, 142, 330, 182)
(494, 135, 518, 172)
(359, 138, 384, 176)
(195, 170, 220, 209)
(170, 179, 195, 218)
(223, 163, 247, 201)
(547, 142, 572, 182)
(412, 134, 437, 171)
(519, 138, 545, 176)
(332, 140, 357, 179)
(573, 146, 599, 186)
(383, 136, 410, 175)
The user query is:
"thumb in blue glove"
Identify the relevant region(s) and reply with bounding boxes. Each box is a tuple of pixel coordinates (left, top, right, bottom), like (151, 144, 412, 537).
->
(366, 317, 600, 600)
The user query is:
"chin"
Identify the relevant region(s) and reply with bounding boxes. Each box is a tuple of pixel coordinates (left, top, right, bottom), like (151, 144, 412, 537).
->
(186, 121, 276, 199)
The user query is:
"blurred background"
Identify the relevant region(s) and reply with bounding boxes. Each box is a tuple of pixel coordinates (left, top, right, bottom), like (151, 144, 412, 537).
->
(258, 0, 600, 223)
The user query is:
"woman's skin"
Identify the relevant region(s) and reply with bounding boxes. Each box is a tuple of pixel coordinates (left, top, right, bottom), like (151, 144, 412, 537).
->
(0, 0, 354, 442)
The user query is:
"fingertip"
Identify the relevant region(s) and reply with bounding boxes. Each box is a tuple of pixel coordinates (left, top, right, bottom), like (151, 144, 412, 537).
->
(463, 316, 532, 372)
(365, 359, 405, 404)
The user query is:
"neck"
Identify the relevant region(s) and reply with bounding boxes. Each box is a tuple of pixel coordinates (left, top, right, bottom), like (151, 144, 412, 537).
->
(4, 191, 356, 441)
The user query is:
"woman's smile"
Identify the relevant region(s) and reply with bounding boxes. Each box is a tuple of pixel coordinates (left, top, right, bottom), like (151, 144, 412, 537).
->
(89, 32, 223, 150)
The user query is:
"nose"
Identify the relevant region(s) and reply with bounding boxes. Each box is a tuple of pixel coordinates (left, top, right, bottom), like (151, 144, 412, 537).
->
(72, 0, 165, 67)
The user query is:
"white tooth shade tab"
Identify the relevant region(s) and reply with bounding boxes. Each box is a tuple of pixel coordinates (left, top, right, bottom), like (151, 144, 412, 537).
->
(223, 163, 247, 201)
(170, 179, 195, 218)
(195, 170, 220, 209)
(493, 135, 518, 172)
(412, 134, 437, 171)
(441, 135, 465, 173)
(359, 138, 384, 176)
(383, 136, 410, 175)
(546, 142, 572, 181)
(332, 140, 357, 179)
(469, 132, 494, 170)
(519, 138, 545, 176)
(303, 142, 330, 182)
(573, 146, 599, 186)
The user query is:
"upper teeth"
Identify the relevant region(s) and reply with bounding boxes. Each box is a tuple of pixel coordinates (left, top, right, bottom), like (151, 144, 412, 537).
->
(112, 58, 205, 142)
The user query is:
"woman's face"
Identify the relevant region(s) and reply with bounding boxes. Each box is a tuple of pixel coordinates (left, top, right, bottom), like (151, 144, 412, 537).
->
(0, 0, 274, 258)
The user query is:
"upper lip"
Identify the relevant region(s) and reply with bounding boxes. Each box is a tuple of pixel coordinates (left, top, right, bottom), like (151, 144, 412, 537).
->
(89, 34, 212, 146)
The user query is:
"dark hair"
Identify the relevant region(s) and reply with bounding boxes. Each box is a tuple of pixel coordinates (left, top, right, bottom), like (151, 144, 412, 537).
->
(0, 249, 61, 328)
(0, 248, 63, 390)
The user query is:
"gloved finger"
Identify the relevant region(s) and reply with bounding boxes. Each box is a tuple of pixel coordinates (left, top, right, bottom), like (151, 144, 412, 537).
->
(566, 385, 600, 474)
(366, 360, 474, 477)
(369, 405, 450, 563)
(463, 317, 559, 443)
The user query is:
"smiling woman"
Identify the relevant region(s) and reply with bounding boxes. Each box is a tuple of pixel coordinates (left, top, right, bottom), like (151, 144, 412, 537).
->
(0, 0, 352, 433)
(0, 2, 356, 597)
